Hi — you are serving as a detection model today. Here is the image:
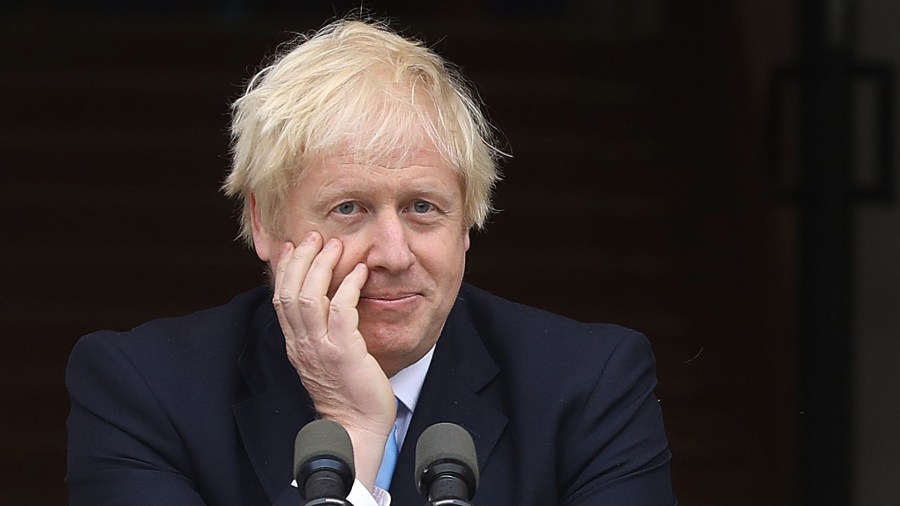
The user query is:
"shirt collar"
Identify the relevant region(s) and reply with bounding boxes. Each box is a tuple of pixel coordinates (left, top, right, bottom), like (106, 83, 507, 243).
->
(389, 345, 435, 414)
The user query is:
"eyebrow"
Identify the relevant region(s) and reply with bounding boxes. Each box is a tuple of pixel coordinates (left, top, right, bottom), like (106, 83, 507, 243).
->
(320, 173, 459, 194)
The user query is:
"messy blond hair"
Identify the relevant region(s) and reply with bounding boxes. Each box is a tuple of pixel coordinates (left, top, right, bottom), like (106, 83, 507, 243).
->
(223, 18, 504, 245)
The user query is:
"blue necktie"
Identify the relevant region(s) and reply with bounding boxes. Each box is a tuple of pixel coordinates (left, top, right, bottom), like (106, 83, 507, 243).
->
(375, 400, 403, 490)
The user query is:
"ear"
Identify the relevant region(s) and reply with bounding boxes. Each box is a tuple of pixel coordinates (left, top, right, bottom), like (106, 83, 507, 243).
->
(249, 193, 274, 262)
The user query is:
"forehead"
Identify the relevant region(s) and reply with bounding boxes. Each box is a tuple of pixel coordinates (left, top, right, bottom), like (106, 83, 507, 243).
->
(300, 147, 463, 199)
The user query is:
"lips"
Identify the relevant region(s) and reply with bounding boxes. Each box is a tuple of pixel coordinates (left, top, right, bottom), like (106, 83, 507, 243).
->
(358, 291, 423, 311)
(361, 292, 419, 301)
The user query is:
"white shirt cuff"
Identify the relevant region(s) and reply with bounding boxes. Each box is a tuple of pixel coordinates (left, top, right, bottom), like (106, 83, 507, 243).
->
(347, 478, 391, 506)
(290, 478, 390, 506)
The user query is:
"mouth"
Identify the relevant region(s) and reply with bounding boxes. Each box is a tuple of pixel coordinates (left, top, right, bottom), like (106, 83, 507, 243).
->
(360, 292, 420, 302)
(358, 291, 422, 310)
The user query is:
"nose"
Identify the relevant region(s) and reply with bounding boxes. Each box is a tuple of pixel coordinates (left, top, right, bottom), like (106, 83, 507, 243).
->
(364, 210, 416, 273)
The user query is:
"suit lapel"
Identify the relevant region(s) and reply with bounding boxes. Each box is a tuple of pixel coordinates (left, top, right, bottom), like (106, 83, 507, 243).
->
(389, 295, 509, 504)
(232, 301, 317, 505)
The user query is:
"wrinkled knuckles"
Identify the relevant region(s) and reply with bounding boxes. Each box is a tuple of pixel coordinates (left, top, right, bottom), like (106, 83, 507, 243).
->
(296, 294, 320, 309)
(275, 289, 302, 306)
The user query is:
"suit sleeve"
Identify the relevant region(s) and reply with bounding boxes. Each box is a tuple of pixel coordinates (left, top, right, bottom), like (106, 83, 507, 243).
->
(560, 330, 677, 505)
(66, 332, 208, 505)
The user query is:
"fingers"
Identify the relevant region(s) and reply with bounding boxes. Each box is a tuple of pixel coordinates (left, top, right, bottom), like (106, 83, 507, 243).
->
(298, 238, 343, 341)
(273, 232, 353, 341)
(328, 263, 369, 346)
(273, 232, 323, 338)
(272, 230, 369, 353)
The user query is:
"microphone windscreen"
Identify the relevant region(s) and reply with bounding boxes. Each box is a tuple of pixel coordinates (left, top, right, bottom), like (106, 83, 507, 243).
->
(293, 419, 355, 480)
(414, 422, 479, 487)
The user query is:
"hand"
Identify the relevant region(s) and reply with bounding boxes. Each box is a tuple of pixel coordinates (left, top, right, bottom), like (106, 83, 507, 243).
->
(272, 231, 396, 491)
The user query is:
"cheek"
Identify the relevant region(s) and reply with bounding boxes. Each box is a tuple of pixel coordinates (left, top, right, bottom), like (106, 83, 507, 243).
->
(263, 240, 287, 269)
(417, 236, 466, 275)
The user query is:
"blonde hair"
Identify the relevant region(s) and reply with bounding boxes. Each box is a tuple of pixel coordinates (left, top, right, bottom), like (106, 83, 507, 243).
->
(223, 18, 504, 245)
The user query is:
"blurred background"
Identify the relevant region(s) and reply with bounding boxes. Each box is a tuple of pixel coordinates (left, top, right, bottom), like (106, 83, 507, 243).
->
(1, 1, 897, 504)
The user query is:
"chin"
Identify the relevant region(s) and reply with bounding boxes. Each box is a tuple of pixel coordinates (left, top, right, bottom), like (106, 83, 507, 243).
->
(361, 323, 433, 369)
(361, 324, 419, 355)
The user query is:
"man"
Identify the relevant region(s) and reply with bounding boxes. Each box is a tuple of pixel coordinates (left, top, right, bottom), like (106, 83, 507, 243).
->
(66, 18, 676, 505)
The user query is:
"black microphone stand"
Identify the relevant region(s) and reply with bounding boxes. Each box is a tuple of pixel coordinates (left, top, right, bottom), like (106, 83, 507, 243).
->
(298, 457, 355, 506)
(421, 460, 475, 506)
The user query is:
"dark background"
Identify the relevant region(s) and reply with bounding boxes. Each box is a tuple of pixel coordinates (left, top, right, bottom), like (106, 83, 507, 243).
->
(1, 1, 897, 504)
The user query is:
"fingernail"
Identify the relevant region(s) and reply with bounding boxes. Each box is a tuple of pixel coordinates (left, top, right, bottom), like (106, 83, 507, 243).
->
(282, 242, 293, 254)
(301, 231, 316, 245)
(325, 238, 340, 251)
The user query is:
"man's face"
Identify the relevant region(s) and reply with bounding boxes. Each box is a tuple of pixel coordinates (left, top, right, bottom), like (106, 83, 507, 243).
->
(255, 148, 470, 376)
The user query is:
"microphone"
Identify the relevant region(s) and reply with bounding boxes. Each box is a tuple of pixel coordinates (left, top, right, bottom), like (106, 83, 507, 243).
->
(415, 422, 479, 506)
(294, 419, 355, 506)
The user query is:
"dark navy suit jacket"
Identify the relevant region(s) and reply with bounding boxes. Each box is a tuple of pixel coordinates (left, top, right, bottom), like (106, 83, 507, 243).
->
(66, 283, 676, 505)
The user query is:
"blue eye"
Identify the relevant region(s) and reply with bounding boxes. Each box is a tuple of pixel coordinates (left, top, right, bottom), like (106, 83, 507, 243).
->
(334, 202, 358, 215)
(411, 200, 433, 213)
